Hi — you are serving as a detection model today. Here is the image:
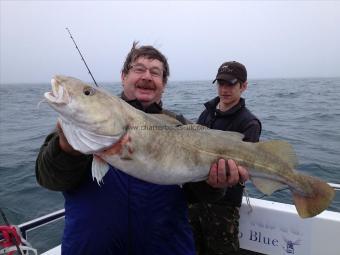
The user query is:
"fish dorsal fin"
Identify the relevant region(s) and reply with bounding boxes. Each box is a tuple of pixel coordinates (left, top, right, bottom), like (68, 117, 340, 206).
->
(172, 125, 245, 156)
(151, 114, 184, 126)
(210, 128, 244, 141)
(257, 140, 298, 168)
(251, 177, 287, 195)
(180, 124, 244, 141)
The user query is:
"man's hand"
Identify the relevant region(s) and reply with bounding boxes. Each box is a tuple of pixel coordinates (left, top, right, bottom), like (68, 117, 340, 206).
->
(96, 134, 130, 157)
(56, 122, 82, 156)
(207, 159, 249, 188)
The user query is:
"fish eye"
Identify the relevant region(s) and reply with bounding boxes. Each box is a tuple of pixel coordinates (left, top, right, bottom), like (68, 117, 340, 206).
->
(83, 87, 96, 96)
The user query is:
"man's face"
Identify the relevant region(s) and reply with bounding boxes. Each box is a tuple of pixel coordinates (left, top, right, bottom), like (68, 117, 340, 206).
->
(121, 57, 165, 107)
(217, 79, 247, 110)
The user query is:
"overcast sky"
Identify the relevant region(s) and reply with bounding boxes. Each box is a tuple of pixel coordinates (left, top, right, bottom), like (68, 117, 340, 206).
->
(1, 1, 339, 84)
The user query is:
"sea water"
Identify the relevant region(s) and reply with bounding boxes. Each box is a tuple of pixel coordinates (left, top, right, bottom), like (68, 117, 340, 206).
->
(0, 77, 339, 252)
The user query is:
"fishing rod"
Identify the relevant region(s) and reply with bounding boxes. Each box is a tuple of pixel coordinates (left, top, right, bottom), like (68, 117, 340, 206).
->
(65, 27, 99, 87)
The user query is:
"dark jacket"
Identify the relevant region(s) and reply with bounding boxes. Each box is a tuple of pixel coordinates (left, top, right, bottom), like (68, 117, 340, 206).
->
(188, 97, 261, 207)
(35, 95, 221, 255)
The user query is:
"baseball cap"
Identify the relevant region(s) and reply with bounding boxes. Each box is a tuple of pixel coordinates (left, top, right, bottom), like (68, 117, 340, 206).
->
(212, 61, 247, 85)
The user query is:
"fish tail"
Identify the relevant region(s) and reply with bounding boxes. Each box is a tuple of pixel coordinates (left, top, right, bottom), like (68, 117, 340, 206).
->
(292, 174, 335, 218)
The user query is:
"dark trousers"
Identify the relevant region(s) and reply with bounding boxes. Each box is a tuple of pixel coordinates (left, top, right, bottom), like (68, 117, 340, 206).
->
(188, 203, 240, 255)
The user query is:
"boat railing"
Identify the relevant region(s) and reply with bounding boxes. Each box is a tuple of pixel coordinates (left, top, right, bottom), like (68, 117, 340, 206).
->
(8, 182, 340, 239)
(329, 182, 340, 190)
(18, 209, 65, 240)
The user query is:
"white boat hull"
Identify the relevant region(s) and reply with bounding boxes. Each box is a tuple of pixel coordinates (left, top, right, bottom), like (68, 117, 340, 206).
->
(239, 197, 340, 255)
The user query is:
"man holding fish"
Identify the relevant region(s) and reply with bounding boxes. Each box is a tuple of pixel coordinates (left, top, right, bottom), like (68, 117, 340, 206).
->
(36, 43, 249, 255)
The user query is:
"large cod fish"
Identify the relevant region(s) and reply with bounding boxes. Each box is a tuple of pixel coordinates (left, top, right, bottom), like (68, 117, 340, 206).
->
(44, 75, 334, 218)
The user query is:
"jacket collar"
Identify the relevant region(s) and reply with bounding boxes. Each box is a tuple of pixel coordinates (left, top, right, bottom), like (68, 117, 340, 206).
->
(204, 96, 245, 116)
(120, 92, 163, 114)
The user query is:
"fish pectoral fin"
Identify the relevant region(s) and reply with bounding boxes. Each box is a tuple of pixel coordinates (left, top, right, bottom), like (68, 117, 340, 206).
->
(92, 155, 110, 185)
(119, 144, 133, 160)
(292, 174, 335, 218)
(251, 177, 287, 195)
(257, 141, 298, 169)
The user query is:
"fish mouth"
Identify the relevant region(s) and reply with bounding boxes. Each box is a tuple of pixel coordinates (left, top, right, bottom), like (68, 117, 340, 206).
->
(44, 78, 70, 104)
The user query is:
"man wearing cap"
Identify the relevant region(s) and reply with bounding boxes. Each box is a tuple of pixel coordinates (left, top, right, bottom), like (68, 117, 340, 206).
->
(187, 61, 262, 254)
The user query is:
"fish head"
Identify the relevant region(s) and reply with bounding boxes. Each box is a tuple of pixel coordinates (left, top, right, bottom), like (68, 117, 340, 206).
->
(44, 75, 126, 136)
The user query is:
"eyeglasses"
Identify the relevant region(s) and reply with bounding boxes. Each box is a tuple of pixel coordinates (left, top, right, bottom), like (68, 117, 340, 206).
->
(129, 64, 163, 79)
